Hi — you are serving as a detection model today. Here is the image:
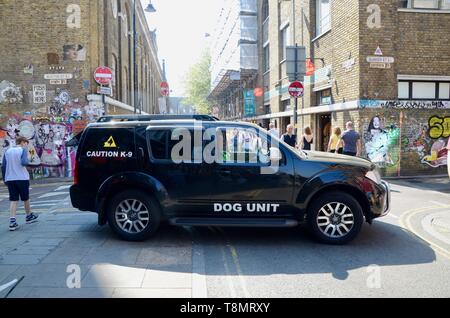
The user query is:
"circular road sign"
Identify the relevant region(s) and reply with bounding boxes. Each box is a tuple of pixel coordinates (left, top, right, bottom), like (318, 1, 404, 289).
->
(94, 67, 114, 86)
(288, 81, 304, 98)
(160, 82, 170, 97)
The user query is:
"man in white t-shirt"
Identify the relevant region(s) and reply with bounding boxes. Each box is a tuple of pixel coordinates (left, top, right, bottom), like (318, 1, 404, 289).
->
(1, 137, 38, 231)
(268, 122, 280, 139)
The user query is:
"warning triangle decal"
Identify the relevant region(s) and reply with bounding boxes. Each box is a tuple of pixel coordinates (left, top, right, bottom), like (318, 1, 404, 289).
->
(104, 136, 117, 148)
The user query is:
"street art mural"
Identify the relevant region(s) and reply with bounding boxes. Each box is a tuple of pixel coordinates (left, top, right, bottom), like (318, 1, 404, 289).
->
(420, 116, 450, 168)
(0, 116, 74, 179)
(402, 116, 449, 170)
(362, 113, 449, 175)
(0, 81, 24, 105)
(363, 115, 401, 168)
(0, 98, 103, 179)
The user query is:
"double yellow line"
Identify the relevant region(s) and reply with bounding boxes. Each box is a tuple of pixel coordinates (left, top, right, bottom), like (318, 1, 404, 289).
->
(399, 205, 450, 260)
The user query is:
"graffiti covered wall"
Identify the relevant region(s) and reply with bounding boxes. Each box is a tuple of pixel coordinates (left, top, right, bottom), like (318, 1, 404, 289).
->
(0, 101, 103, 180)
(359, 107, 449, 177)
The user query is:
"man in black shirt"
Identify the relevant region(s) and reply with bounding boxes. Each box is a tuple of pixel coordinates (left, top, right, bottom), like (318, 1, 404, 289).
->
(281, 124, 298, 148)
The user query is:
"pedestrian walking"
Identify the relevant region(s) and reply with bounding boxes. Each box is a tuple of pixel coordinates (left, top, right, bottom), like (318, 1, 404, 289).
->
(301, 127, 314, 151)
(268, 122, 280, 139)
(327, 127, 344, 154)
(281, 124, 298, 148)
(1, 137, 38, 231)
(341, 121, 361, 157)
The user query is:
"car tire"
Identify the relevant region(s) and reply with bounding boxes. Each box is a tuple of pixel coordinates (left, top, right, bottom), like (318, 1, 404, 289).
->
(107, 190, 161, 242)
(307, 191, 364, 245)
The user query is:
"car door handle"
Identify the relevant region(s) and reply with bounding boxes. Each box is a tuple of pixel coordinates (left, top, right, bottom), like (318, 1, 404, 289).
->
(219, 169, 232, 176)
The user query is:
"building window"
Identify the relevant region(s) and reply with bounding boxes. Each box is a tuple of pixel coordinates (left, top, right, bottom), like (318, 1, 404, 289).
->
(263, 44, 270, 73)
(400, 0, 450, 9)
(398, 81, 450, 100)
(316, 89, 332, 106)
(316, 0, 331, 36)
(280, 24, 290, 61)
(111, 54, 118, 99)
(281, 99, 291, 112)
(398, 82, 409, 99)
(262, 0, 269, 21)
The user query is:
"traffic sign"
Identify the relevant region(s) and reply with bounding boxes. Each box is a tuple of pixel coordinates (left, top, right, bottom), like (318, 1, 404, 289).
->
(288, 81, 304, 98)
(160, 82, 170, 97)
(97, 86, 113, 95)
(94, 67, 114, 85)
(286, 46, 307, 82)
(374, 46, 383, 56)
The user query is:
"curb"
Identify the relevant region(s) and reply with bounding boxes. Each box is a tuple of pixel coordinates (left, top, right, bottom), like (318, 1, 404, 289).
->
(384, 174, 448, 181)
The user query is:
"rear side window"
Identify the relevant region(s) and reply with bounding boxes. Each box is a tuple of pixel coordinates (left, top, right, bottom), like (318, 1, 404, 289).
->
(147, 128, 201, 162)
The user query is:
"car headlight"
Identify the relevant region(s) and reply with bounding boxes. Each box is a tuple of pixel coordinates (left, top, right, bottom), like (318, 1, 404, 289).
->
(366, 169, 382, 184)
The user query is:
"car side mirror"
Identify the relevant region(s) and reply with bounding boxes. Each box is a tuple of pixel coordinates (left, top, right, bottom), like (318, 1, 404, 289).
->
(269, 147, 283, 162)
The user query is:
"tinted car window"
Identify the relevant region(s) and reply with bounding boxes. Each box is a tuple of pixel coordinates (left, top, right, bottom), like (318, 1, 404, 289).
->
(147, 128, 201, 162)
(81, 128, 135, 156)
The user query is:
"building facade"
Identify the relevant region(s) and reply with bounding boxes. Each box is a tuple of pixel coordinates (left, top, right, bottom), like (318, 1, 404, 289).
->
(0, 0, 163, 179)
(254, 0, 450, 176)
(209, 0, 259, 119)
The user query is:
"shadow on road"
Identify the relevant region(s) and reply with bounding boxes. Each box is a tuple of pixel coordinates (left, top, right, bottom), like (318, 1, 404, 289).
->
(191, 220, 437, 280)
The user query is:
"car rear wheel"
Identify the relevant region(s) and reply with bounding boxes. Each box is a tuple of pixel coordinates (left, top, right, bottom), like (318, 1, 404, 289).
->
(307, 191, 364, 245)
(107, 190, 161, 242)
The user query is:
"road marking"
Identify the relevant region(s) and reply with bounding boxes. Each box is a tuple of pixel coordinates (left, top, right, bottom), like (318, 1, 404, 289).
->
(228, 244, 251, 298)
(221, 246, 237, 298)
(217, 228, 251, 298)
(55, 185, 72, 191)
(386, 214, 399, 219)
(400, 205, 450, 261)
(191, 228, 208, 298)
(429, 200, 449, 207)
(422, 213, 450, 246)
(38, 192, 69, 199)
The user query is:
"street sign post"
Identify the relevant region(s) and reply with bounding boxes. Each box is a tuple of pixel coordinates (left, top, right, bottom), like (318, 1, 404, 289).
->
(94, 67, 113, 86)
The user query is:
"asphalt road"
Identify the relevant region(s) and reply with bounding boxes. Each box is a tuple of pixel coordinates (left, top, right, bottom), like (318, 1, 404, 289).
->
(0, 178, 449, 298)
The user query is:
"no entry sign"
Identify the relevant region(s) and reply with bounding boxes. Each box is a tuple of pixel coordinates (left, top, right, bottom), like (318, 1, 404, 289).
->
(160, 82, 170, 97)
(94, 67, 113, 85)
(288, 81, 304, 98)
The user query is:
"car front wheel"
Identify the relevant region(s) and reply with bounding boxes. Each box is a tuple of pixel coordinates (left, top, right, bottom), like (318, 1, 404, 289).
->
(107, 190, 161, 242)
(307, 191, 364, 245)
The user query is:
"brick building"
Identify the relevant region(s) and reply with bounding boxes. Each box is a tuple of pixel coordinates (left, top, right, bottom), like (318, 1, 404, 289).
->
(0, 0, 163, 179)
(251, 0, 450, 176)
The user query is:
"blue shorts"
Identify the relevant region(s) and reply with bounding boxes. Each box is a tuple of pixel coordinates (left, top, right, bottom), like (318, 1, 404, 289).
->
(6, 180, 30, 202)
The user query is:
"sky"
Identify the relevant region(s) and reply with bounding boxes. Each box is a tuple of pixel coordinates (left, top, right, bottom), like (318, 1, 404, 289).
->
(142, 0, 223, 97)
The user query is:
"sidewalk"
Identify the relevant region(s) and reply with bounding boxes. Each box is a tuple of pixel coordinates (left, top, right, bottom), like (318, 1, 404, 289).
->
(0, 207, 194, 298)
(30, 177, 73, 185)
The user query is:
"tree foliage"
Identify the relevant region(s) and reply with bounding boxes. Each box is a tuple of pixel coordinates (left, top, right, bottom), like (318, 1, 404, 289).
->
(182, 51, 211, 114)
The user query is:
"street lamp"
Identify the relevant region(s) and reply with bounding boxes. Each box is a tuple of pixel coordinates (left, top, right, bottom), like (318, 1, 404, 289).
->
(133, 1, 156, 114)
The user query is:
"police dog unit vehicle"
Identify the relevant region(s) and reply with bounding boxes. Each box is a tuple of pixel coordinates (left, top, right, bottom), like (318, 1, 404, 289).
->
(70, 119, 390, 245)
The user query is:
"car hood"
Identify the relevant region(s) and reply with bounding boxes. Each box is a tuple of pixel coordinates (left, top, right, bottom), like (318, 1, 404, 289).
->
(301, 151, 375, 170)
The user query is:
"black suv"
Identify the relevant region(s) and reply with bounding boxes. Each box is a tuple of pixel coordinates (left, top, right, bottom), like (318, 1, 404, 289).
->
(70, 120, 390, 245)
